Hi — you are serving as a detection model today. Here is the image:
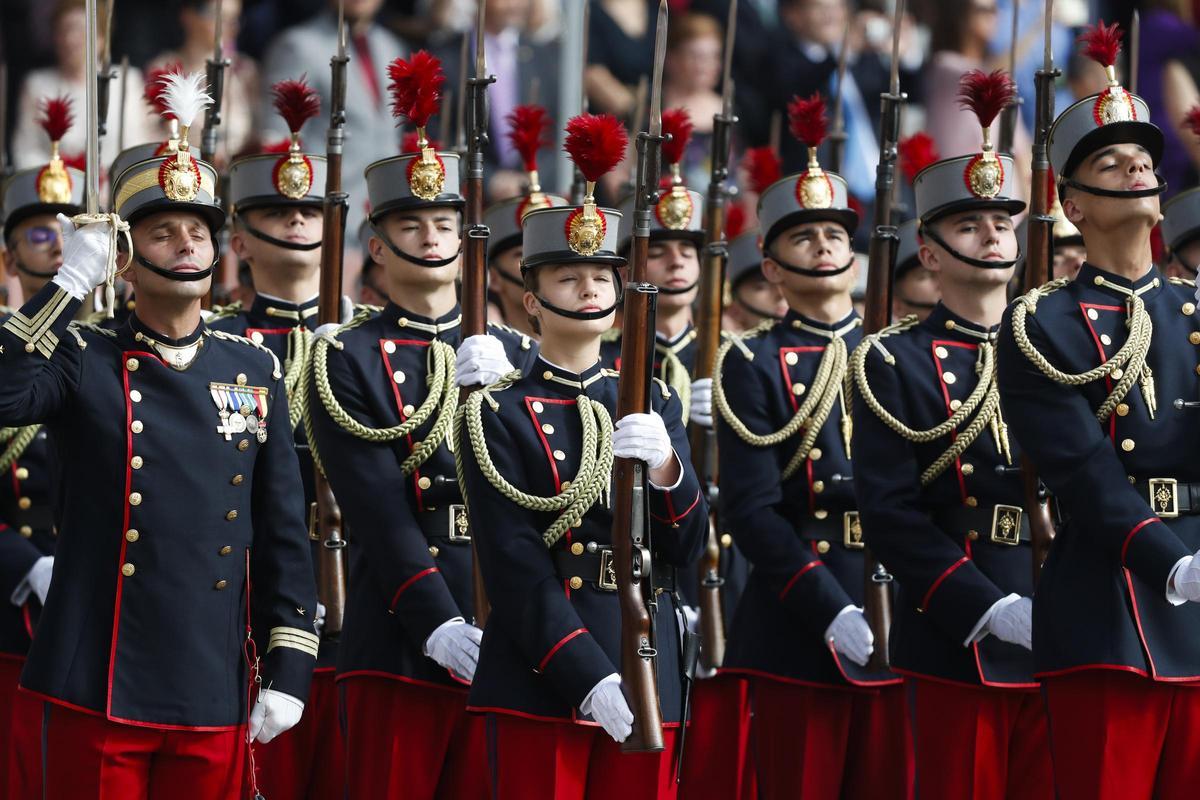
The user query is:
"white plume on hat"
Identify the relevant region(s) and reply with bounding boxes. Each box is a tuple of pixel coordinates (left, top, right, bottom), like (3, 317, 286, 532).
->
(159, 71, 212, 128)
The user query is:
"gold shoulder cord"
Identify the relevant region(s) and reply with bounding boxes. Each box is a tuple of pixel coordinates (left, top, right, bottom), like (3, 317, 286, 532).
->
(849, 315, 1011, 486)
(658, 348, 692, 426)
(1011, 277, 1156, 423)
(0, 426, 41, 474)
(283, 327, 314, 433)
(455, 371, 615, 548)
(304, 310, 457, 478)
(206, 301, 244, 323)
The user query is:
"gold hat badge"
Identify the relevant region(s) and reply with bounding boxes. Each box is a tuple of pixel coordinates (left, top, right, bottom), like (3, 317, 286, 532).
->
(388, 51, 447, 201)
(787, 93, 834, 209)
(34, 96, 75, 204)
(562, 113, 629, 255)
(1080, 21, 1136, 125)
(656, 108, 696, 229)
(958, 69, 1017, 200)
(270, 77, 321, 199)
(155, 71, 213, 202)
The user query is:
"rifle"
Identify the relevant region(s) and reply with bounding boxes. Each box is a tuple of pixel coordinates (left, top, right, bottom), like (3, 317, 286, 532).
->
(690, 0, 736, 673)
(612, 0, 669, 754)
(860, 0, 906, 673)
(997, 0, 1022, 154)
(570, 0, 591, 204)
(201, 0, 230, 309)
(314, 0, 351, 641)
(463, 0, 497, 627)
(1129, 10, 1140, 95)
(1024, 0, 1059, 585)
(827, 17, 850, 173)
(452, 31, 469, 158)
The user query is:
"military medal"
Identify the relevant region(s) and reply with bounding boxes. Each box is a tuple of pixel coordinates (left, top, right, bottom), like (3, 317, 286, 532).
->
(246, 415, 259, 433)
(229, 413, 247, 434)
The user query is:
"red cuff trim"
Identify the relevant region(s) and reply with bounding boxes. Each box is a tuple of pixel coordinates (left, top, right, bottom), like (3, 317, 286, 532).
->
(779, 561, 824, 601)
(1120, 518, 1161, 564)
(651, 489, 701, 525)
(538, 628, 588, 672)
(919, 557, 969, 611)
(389, 567, 440, 610)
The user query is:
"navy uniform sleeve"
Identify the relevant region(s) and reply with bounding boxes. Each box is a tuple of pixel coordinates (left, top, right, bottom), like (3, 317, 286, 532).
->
(461, 400, 614, 708)
(716, 345, 853, 636)
(997, 305, 1189, 589)
(648, 386, 707, 567)
(307, 342, 464, 647)
(0, 284, 83, 424)
(252, 370, 319, 701)
(853, 345, 1004, 641)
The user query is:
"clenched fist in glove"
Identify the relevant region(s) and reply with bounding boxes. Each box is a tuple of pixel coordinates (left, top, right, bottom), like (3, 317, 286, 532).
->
(51, 214, 112, 299)
(580, 673, 634, 743)
(613, 411, 681, 488)
(423, 618, 483, 682)
(455, 334, 515, 387)
(982, 594, 1033, 650)
(824, 605, 875, 666)
(248, 688, 305, 743)
(689, 378, 713, 428)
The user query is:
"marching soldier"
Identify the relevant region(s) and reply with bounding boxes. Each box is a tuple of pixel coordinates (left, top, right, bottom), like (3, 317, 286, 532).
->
(891, 219, 941, 322)
(457, 112, 707, 800)
(712, 94, 910, 799)
(304, 51, 534, 800)
(207, 76, 346, 800)
(0, 94, 83, 800)
(722, 228, 788, 334)
(852, 69, 1052, 800)
(1161, 182, 1200, 281)
(996, 23, 1200, 798)
(0, 71, 317, 800)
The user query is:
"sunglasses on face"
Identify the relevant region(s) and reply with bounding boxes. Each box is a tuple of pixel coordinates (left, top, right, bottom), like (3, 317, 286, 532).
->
(22, 226, 62, 248)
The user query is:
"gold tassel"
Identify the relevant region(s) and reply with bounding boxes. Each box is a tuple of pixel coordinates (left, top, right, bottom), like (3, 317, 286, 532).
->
(839, 387, 852, 459)
(1140, 365, 1157, 420)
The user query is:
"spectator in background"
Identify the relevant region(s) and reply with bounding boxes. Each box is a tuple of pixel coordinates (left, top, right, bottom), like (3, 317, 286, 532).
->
(145, 0, 259, 168)
(662, 12, 725, 190)
(12, 0, 154, 175)
(586, 0, 656, 116)
(691, 0, 781, 146)
(1137, 0, 1200, 198)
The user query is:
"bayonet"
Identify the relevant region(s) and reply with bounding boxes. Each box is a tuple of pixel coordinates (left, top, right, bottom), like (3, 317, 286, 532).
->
(200, 0, 230, 164)
(1130, 9, 1140, 94)
(85, 0, 100, 214)
(117, 55, 130, 151)
(453, 31, 468, 155)
(96, 0, 117, 140)
(647, 0, 666, 139)
(829, 17, 851, 172)
(998, 0, 1021, 153)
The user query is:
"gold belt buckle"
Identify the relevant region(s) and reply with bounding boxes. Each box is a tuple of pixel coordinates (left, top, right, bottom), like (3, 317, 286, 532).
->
(597, 549, 618, 591)
(1148, 478, 1179, 518)
(307, 501, 320, 542)
(448, 504, 472, 542)
(990, 504, 1023, 546)
(843, 511, 864, 550)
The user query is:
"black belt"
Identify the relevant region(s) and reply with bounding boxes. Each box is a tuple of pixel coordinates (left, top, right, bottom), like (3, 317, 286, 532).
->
(797, 510, 865, 550)
(417, 504, 472, 545)
(935, 503, 1030, 546)
(1136, 479, 1200, 518)
(553, 545, 676, 594)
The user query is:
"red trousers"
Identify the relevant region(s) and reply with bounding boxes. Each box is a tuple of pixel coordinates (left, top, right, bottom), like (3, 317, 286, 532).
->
(249, 669, 343, 800)
(42, 701, 246, 800)
(341, 676, 486, 800)
(1043, 669, 1200, 800)
(485, 712, 680, 800)
(909, 678, 1052, 800)
(678, 674, 755, 800)
(0, 657, 41, 800)
(747, 677, 912, 800)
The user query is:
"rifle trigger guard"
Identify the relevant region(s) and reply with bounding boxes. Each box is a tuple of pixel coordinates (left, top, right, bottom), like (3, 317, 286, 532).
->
(322, 538, 347, 550)
(467, 224, 490, 240)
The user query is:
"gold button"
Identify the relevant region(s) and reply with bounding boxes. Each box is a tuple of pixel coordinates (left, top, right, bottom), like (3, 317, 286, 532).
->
(1128, 475, 1137, 484)
(816, 541, 831, 554)
(1121, 438, 1135, 452)
(1191, 332, 1200, 345)
(398, 317, 409, 328)
(238, 439, 250, 451)
(226, 510, 238, 521)
(942, 371, 957, 385)
(1093, 275, 1105, 286)
(944, 319, 956, 330)
(543, 370, 554, 380)
(814, 509, 829, 520)
(130, 420, 143, 433)
(19, 526, 32, 538)
(121, 563, 136, 577)
(392, 370, 408, 385)
(1195, 365, 1200, 377)
(429, 546, 440, 557)
(1185, 303, 1196, 315)
(1111, 368, 1124, 380)
(720, 533, 733, 548)
(935, 346, 949, 359)
(403, 404, 415, 416)
(236, 373, 247, 386)
(384, 341, 397, 354)
(949, 399, 962, 411)
(131, 456, 143, 469)
(418, 476, 432, 490)
(250, 331, 264, 344)
(17, 497, 31, 510)
(554, 449, 566, 461)
(785, 352, 798, 366)
(15, 467, 28, 480)
(214, 580, 228, 590)
(129, 492, 142, 506)
(129, 389, 143, 403)
(1087, 308, 1099, 320)
(569, 576, 583, 590)
(965, 496, 978, 507)
(792, 383, 806, 396)
(570, 542, 585, 555)
(24, 343, 34, 353)
(809, 448, 822, 461)
(126, 358, 139, 371)
(812, 480, 825, 493)
(1100, 334, 1112, 346)
(792, 319, 803, 329)
(967, 530, 980, 541)
(961, 463, 975, 476)
(231, 474, 244, 486)
(532, 401, 545, 413)
(542, 423, 555, 434)
(125, 529, 139, 543)
(219, 545, 232, 556)
(1116, 403, 1130, 417)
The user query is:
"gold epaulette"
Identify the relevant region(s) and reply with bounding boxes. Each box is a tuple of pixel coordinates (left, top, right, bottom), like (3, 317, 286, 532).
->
(1, 286, 74, 358)
(856, 314, 921, 367)
(651, 376, 672, 400)
(205, 300, 244, 323)
(207, 329, 283, 380)
(487, 320, 534, 351)
(65, 321, 118, 350)
(1016, 277, 1072, 315)
(1168, 276, 1197, 290)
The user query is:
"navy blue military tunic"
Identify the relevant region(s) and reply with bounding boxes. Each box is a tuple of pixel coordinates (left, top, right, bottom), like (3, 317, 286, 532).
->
(717, 309, 899, 688)
(0, 283, 318, 729)
(307, 303, 537, 691)
(460, 359, 706, 722)
(998, 263, 1200, 679)
(853, 304, 1036, 687)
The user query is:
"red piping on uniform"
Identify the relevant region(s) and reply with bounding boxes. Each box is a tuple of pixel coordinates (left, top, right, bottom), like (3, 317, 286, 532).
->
(827, 645, 904, 687)
(1123, 567, 1159, 677)
(1035, 663, 1150, 680)
(1120, 517, 1160, 564)
(466, 703, 685, 728)
(718, 666, 884, 692)
(390, 567, 440, 609)
(525, 396, 574, 494)
(538, 628, 587, 672)
(19, 688, 241, 732)
(920, 556, 969, 611)
(778, 347, 824, 415)
(970, 642, 1040, 689)
(381, 340, 431, 509)
(890, 665, 1040, 690)
(336, 670, 469, 694)
(779, 561, 824, 601)
(22, 603, 33, 639)
(1079, 302, 1122, 441)
(651, 489, 701, 525)
(931, 339, 975, 500)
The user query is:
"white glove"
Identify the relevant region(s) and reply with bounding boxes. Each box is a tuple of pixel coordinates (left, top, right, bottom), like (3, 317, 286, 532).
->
(824, 605, 875, 667)
(1172, 554, 1200, 603)
(984, 594, 1033, 650)
(51, 213, 112, 299)
(314, 602, 327, 638)
(23, 556, 54, 605)
(248, 688, 305, 744)
(580, 673, 633, 743)
(455, 334, 515, 387)
(313, 322, 340, 338)
(690, 378, 713, 428)
(612, 412, 673, 469)
(423, 618, 483, 681)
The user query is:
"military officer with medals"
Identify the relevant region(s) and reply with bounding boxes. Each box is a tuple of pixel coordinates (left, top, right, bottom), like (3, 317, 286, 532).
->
(304, 51, 534, 800)
(0, 70, 316, 800)
(0, 94, 83, 800)
(852, 69, 1052, 800)
(996, 23, 1200, 798)
(711, 94, 910, 799)
(456, 111, 706, 800)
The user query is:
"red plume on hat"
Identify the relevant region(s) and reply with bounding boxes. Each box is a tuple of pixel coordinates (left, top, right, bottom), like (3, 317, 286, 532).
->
(39, 96, 73, 146)
(506, 104, 553, 200)
(271, 77, 321, 144)
(563, 113, 628, 255)
(1078, 21, 1136, 125)
(387, 51, 445, 141)
(725, 204, 748, 239)
(788, 93, 834, 208)
(36, 96, 74, 204)
(1182, 106, 1200, 139)
(741, 146, 782, 195)
(144, 62, 183, 118)
(898, 133, 940, 183)
(1079, 20, 1122, 72)
(957, 69, 1016, 150)
(661, 108, 694, 186)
